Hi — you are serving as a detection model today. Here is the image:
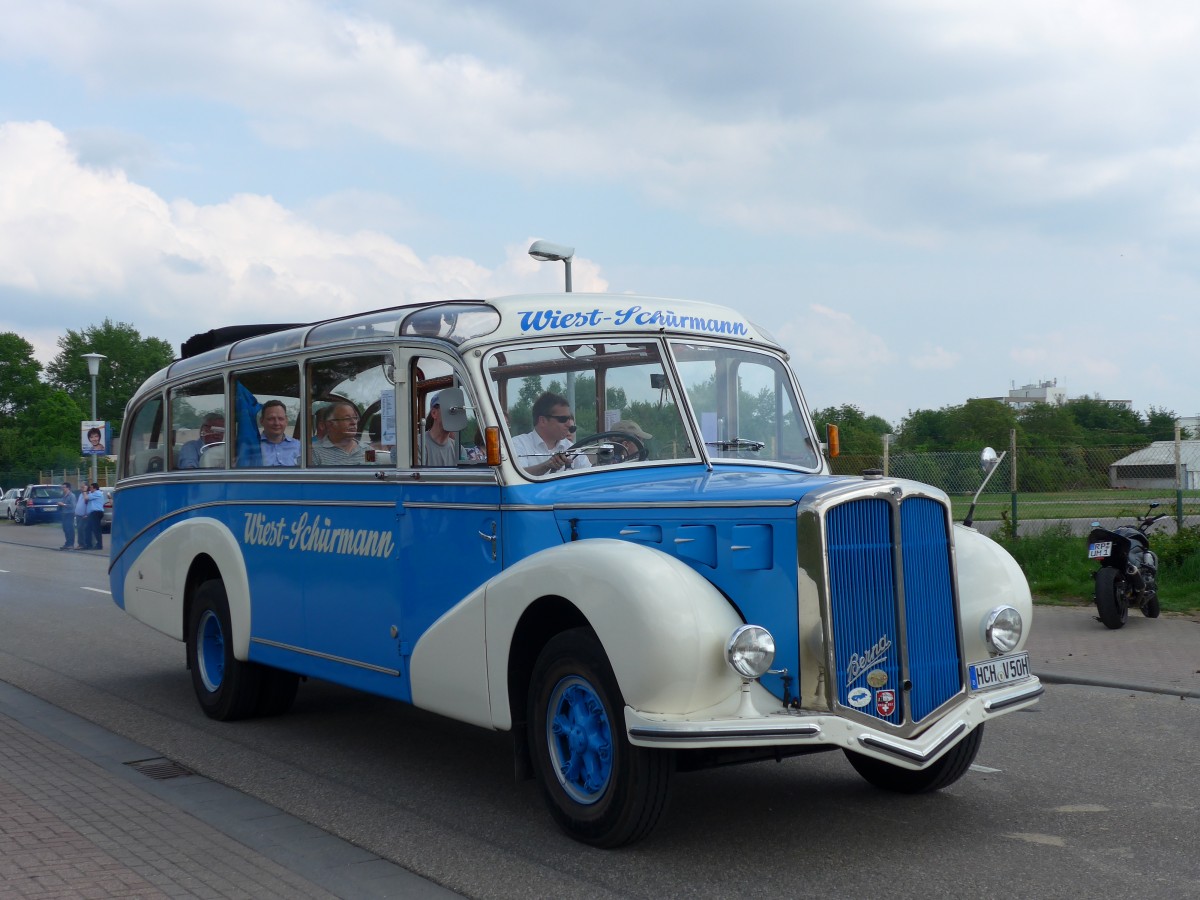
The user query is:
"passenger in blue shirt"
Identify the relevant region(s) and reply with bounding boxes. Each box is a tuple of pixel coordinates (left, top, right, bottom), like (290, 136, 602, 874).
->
(258, 399, 301, 466)
(85, 482, 105, 550)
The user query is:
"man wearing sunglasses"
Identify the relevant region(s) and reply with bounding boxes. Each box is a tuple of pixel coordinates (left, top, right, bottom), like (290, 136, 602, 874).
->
(512, 391, 592, 476)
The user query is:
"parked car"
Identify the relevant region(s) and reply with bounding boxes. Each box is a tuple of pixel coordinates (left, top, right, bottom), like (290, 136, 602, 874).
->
(1, 487, 23, 520)
(14, 484, 61, 525)
(100, 486, 114, 533)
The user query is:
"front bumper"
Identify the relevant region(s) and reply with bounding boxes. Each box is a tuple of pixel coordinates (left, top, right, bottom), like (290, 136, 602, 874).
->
(625, 676, 1043, 769)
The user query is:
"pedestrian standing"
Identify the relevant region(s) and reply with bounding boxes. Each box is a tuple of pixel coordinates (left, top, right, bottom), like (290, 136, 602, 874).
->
(86, 482, 105, 550)
(73, 486, 89, 549)
(56, 482, 76, 549)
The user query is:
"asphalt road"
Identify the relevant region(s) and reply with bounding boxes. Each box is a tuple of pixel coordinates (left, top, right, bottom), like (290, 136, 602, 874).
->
(1, 523, 1198, 898)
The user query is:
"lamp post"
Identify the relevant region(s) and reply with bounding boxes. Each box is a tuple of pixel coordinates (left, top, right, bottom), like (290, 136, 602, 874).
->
(528, 240, 574, 292)
(82, 353, 106, 484)
(528, 240, 577, 411)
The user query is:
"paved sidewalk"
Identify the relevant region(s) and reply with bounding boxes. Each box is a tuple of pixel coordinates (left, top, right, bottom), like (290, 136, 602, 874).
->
(0, 682, 460, 899)
(1026, 603, 1200, 698)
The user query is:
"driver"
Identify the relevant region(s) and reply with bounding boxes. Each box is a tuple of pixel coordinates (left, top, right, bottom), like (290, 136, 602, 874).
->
(512, 392, 592, 476)
(177, 413, 226, 469)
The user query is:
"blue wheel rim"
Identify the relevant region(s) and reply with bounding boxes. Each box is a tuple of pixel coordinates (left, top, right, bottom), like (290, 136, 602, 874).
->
(546, 675, 613, 805)
(197, 609, 226, 693)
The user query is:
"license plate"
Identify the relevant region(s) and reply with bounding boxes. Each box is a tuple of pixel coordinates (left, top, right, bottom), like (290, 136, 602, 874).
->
(969, 652, 1031, 691)
(1088, 541, 1112, 559)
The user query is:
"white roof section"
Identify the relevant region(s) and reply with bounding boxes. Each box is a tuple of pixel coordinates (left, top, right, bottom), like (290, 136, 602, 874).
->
(472, 293, 776, 348)
(1111, 440, 1200, 469)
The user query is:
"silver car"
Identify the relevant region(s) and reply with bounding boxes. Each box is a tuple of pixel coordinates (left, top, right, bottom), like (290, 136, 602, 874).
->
(100, 486, 114, 533)
(1, 487, 22, 519)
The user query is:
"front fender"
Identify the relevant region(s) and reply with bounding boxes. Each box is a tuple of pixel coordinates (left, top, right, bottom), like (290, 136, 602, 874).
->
(409, 540, 746, 731)
(953, 524, 1033, 660)
(120, 517, 251, 659)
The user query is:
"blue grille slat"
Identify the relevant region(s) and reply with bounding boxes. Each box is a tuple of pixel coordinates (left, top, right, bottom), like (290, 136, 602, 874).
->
(900, 498, 961, 721)
(826, 495, 962, 727)
(827, 499, 902, 725)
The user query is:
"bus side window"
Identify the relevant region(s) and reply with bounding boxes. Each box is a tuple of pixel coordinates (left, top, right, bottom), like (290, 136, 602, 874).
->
(123, 394, 165, 476)
(231, 366, 302, 467)
(308, 354, 394, 467)
(169, 377, 226, 470)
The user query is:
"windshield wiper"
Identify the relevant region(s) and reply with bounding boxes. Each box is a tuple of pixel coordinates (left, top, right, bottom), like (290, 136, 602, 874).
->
(705, 437, 764, 452)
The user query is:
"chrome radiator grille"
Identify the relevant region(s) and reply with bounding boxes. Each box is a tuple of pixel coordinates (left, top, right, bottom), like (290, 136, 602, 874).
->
(826, 496, 962, 726)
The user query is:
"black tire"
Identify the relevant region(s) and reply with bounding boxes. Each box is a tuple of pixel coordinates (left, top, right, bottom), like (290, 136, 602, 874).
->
(844, 724, 984, 794)
(528, 628, 672, 847)
(1094, 567, 1128, 629)
(1141, 594, 1161, 618)
(255, 667, 300, 717)
(187, 579, 262, 720)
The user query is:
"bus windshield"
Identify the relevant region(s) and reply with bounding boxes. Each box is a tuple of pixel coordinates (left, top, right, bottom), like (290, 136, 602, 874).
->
(486, 338, 820, 475)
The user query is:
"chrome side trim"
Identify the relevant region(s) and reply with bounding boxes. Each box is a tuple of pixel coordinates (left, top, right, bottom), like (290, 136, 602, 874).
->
(403, 502, 502, 512)
(629, 723, 821, 744)
(859, 720, 967, 763)
(551, 499, 798, 510)
(251, 637, 401, 676)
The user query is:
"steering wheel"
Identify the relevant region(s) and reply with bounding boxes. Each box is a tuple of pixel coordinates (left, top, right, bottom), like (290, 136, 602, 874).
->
(568, 431, 647, 464)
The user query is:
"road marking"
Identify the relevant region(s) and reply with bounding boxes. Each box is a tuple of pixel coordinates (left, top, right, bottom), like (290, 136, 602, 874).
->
(82, 587, 112, 595)
(1053, 804, 1108, 813)
(970, 764, 1002, 773)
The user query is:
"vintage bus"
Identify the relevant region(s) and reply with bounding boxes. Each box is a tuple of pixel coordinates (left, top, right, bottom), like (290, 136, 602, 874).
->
(110, 293, 1041, 846)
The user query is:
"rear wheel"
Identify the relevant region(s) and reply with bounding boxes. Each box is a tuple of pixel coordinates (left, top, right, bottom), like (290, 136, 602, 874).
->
(187, 579, 262, 720)
(844, 724, 984, 793)
(1141, 594, 1161, 618)
(1094, 567, 1128, 629)
(528, 628, 672, 847)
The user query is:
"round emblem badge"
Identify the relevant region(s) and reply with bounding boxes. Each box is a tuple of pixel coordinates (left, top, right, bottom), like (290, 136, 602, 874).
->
(847, 686, 871, 708)
(866, 669, 888, 688)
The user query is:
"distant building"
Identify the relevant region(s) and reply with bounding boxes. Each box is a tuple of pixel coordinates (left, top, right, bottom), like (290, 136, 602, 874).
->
(1109, 441, 1200, 490)
(1177, 415, 1200, 436)
(977, 379, 1132, 411)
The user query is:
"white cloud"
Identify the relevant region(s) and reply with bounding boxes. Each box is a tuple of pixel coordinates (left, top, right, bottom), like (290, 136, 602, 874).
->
(0, 121, 602, 362)
(908, 345, 960, 370)
(778, 304, 895, 379)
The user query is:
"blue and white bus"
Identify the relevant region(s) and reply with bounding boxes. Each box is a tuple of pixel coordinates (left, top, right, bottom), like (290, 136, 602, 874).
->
(110, 293, 1041, 846)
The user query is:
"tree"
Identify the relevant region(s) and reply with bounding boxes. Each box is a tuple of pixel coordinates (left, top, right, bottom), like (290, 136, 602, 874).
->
(45, 319, 174, 429)
(811, 404, 894, 455)
(1145, 406, 1189, 441)
(0, 332, 48, 424)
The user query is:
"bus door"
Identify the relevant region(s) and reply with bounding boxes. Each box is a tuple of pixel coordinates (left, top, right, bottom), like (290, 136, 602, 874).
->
(394, 355, 502, 691)
(291, 351, 410, 695)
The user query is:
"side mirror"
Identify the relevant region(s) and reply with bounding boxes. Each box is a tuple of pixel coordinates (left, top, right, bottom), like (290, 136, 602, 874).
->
(437, 387, 469, 432)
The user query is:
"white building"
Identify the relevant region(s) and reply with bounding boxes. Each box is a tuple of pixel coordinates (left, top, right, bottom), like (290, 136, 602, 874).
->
(1109, 441, 1200, 490)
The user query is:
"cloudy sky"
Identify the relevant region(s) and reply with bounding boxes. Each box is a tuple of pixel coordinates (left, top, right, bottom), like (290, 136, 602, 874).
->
(2, 0, 1198, 425)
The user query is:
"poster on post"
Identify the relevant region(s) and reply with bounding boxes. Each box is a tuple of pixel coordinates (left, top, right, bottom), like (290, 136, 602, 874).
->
(82, 421, 111, 455)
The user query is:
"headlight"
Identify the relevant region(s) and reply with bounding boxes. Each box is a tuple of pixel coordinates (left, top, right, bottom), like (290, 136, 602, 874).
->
(984, 606, 1023, 654)
(725, 625, 775, 679)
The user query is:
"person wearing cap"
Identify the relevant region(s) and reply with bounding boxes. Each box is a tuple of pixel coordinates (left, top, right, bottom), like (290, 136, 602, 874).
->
(420, 391, 460, 467)
(609, 420, 652, 463)
(512, 391, 592, 476)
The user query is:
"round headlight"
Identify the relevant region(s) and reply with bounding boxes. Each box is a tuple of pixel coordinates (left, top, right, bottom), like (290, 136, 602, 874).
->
(725, 625, 775, 679)
(984, 606, 1023, 654)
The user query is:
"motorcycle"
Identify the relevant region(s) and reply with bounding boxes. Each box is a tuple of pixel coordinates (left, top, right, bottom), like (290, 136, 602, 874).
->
(1086, 502, 1168, 629)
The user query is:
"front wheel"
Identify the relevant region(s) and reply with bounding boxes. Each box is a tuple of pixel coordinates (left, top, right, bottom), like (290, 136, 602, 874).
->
(1094, 567, 1128, 629)
(187, 579, 262, 720)
(528, 628, 672, 847)
(844, 724, 984, 793)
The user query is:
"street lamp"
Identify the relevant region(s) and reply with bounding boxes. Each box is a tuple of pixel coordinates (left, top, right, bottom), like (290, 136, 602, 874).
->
(528, 240, 574, 292)
(82, 352, 106, 484)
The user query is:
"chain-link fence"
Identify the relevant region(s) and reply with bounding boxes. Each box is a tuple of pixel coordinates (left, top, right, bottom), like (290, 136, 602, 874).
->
(1, 463, 117, 493)
(831, 434, 1200, 537)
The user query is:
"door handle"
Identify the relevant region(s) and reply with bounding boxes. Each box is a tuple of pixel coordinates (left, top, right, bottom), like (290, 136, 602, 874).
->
(478, 522, 497, 561)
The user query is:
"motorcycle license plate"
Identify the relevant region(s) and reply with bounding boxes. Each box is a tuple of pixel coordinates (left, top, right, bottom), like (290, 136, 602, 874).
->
(1088, 541, 1112, 559)
(969, 652, 1031, 691)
